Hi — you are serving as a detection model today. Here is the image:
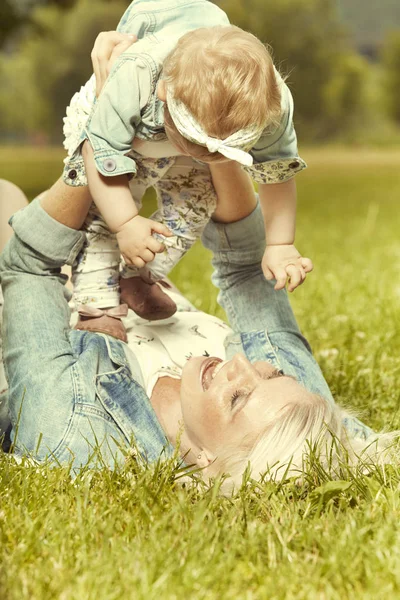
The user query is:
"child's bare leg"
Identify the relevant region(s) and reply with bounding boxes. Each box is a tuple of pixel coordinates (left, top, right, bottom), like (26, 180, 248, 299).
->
(209, 162, 257, 223)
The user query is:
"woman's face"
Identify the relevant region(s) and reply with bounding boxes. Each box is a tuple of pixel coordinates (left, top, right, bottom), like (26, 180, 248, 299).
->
(180, 354, 315, 456)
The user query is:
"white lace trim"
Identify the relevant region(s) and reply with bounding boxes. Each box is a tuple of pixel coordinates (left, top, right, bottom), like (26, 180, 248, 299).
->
(63, 75, 96, 164)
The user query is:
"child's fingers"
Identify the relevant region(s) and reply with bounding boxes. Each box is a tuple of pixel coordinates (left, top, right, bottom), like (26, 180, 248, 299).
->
(147, 237, 165, 254)
(301, 257, 313, 273)
(121, 252, 145, 268)
(150, 221, 173, 237)
(262, 265, 274, 281)
(273, 267, 288, 291)
(286, 265, 303, 292)
(139, 249, 156, 263)
(131, 256, 145, 269)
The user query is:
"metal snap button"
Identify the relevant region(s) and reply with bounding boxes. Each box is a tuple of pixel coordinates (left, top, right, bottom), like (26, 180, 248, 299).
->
(289, 161, 300, 169)
(68, 169, 77, 180)
(103, 159, 117, 172)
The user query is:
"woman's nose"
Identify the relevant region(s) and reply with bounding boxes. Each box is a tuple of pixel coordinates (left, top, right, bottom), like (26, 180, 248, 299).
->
(226, 354, 256, 381)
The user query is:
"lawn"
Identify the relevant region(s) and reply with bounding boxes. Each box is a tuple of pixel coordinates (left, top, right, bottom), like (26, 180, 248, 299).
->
(1, 147, 400, 600)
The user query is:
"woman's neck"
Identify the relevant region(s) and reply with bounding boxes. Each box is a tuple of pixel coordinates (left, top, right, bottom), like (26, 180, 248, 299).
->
(150, 376, 201, 463)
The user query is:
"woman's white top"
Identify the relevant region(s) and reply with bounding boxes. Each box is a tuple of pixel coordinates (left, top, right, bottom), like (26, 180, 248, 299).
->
(0, 288, 231, 404)
(123, 290, 231, 397)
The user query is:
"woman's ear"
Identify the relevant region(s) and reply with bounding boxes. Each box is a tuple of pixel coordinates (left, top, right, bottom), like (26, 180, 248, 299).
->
(157, 79, 167, 102)
(196, 447, 216, 468)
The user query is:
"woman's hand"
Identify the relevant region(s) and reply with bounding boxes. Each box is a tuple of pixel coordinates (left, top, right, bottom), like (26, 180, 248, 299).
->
(91, 31, 137, 96)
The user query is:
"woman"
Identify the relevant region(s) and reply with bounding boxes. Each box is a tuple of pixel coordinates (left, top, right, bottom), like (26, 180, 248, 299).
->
(0, 180, 28, 442)
(0, 177, 393, 490)
(0, 34, 394, 490)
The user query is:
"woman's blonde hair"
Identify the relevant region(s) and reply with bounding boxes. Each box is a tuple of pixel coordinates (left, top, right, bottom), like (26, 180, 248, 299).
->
(206, 396, 399, 493)
(162, 25, 282, 161)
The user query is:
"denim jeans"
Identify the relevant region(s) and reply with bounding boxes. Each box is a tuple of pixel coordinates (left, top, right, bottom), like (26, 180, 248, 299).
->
(0, 198, 373, 468)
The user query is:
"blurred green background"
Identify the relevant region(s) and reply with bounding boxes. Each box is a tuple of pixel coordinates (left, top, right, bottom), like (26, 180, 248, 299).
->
(0, 0, 400, 152)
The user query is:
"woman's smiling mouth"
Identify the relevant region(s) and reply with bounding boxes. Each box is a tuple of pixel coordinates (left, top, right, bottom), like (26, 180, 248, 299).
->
(200, 357, 225, 390)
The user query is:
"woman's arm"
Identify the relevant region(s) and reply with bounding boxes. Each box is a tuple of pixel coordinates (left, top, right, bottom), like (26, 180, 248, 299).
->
(0, 190, 86, 455)
(202, 199, 301, 335)
(0, 180, 29, 251)
(202, 194, 376, 439)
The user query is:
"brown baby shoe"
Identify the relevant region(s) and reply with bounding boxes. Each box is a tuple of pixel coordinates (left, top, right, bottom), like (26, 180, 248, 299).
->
(75, 304, 129, 342)
(120, 276, 177, 321)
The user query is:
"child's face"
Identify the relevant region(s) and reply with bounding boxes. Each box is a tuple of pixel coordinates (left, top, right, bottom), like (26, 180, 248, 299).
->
(159, 81, 230, 164)
(164, 121, 230, 164)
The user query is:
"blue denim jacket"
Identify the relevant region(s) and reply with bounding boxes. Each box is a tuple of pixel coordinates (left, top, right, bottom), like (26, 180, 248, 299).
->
(0, 199, 373, 468)
(63, 0, 306, 187)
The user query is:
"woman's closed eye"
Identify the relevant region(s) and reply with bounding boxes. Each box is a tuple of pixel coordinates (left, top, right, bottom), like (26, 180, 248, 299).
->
(260, 370, 298, 384)
(230, 371, 291, 409)
(231, 389, 252, 409)
(231, 390, 242, 408)
(260, 369, 286, 380)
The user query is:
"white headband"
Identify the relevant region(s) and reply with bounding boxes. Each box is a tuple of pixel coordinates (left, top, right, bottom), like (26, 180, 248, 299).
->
(166, 88, 265, 167)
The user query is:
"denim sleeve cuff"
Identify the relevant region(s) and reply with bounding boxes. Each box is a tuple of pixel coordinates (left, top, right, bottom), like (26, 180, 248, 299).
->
(201, 200, 266, 263)
(10, 197, 86, 266)
(92, 148, 137, 177)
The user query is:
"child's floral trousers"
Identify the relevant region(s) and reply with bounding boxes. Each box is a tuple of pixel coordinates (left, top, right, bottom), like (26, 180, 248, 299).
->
(73, 153, 217, 308)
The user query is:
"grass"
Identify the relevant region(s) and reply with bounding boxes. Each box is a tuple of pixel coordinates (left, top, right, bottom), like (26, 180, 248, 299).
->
(1, 146, 400, 599)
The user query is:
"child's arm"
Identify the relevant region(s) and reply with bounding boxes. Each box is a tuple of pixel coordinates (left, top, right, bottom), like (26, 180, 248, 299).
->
(210, 163, 312, 293)
(210, 161, 257, 223)
(239, 74, 312, 292)
(259, 179, 313, 292)
(82, 141, 171, 267)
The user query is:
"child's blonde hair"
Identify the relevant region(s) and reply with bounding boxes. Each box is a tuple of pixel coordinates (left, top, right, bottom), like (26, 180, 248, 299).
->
(163, 25, 282, 161)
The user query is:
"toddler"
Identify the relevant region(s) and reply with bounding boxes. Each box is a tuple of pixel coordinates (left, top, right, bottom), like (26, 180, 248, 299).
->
(63, 0, 311, 341)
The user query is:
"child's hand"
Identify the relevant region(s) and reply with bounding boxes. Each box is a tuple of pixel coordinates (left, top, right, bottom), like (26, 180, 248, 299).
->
(262, 244, 313, 292)
(116, 215, 172, 268)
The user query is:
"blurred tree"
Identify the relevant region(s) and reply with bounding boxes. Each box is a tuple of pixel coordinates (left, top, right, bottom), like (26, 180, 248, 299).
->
(213, 0, 370, 140)
(0, 0, 77, 48)
(322, 53, 370, 137)
(0, 1, 29, 47)
(382, 31, 400, 125)
(0, 0, 125, 141)
(337, 0, 400, 58)
(0, 0, 378, 143)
